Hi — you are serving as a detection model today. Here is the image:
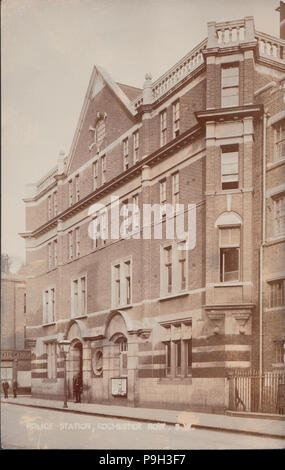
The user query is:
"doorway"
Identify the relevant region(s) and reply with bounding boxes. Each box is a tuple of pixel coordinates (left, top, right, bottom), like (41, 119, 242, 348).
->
(67, 340, 83, 400)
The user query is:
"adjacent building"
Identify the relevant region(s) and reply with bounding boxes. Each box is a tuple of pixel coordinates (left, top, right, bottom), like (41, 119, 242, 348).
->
(1, 255, 31, 394)
(20, 17, 285, 412)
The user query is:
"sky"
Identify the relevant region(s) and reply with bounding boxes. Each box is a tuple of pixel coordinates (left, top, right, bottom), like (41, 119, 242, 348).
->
(1, 0, 282, 269)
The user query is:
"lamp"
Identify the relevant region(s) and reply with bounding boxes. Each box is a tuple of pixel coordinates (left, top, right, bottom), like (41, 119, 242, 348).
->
(58, 339, 71, 408)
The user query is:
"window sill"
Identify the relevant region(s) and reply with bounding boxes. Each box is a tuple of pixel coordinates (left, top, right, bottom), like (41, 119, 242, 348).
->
(159, 292, 189, 302)
(159, 376, 192, 384)
(272, 363, 285, 370)
(112, 304, 133, 310)
(219, 188, 241, 195)
(71, 315, 87, 320)
(42, 322, 56, 327)
(267, 158, 285, 171)
(264, 306, 285, 313)
(265, 235, 285, 246)
(213, 282, 242, 287)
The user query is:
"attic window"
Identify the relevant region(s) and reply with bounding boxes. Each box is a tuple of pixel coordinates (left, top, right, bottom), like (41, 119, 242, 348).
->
(95, 118, 105, 147)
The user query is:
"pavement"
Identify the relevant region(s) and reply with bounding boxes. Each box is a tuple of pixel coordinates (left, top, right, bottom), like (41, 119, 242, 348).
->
(1, 395, 285, 440)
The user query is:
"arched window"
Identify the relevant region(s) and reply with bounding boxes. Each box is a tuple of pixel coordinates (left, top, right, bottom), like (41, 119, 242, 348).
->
(115, 335, 128, 376)
(95, 118, 105, 147)
(215, 211, 242, 283)
(219, 226, 240, 282)
(92, 349, 103, 376)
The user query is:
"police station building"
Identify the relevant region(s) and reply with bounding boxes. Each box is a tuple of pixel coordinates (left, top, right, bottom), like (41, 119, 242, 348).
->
(20, 17, 285, 412)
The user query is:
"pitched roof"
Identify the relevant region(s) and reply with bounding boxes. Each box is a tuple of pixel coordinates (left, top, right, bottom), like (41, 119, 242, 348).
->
(117, 83, 142, 101)
(65, 65, 137, 175)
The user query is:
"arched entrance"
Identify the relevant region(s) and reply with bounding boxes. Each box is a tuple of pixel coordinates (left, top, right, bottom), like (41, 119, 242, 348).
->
(65, 321, 84, 401)
(67, 339, 83, 400)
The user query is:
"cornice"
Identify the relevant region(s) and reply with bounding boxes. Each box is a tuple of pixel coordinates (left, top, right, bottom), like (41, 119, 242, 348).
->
(256, 55, 285, 73)
(23, 179, 57, 203)
(204, 303, 255, 312)
(195, 104, 263, 122)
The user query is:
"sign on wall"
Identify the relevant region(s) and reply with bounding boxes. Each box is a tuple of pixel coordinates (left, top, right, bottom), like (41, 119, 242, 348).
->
(111, 377, 127, 397)
(1, 350, 31, 361)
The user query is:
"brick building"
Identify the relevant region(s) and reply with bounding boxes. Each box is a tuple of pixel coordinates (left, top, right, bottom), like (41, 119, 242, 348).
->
(20, 17, 285, 412)
(1, 255, 31, 394)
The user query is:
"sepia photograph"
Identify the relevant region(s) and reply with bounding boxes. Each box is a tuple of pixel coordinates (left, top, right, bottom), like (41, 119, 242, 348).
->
(1, 0, 285, 454)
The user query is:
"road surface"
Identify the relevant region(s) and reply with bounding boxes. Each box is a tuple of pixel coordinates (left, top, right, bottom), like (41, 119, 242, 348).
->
(1, 402, 284, 450)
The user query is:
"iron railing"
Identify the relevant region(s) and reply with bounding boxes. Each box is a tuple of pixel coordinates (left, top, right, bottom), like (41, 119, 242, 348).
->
(229, 369, 285, 415)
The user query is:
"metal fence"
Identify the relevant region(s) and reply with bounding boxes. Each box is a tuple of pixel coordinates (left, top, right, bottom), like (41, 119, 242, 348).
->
(230, 369, 285, 415)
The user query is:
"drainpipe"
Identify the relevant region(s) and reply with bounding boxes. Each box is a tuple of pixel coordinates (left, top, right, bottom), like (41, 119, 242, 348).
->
(259, 111, 267, 406)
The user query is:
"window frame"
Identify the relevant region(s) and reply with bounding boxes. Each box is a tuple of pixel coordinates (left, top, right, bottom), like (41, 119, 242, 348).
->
(42, 286, 56, 324)
(221, 64, 239, 108)
(45, 342, 57, 380)
(172, 101, 180, 139)
(48, 195, 52, 220)
(93, 160, 99, 190)
(274, 120, 285, 162)
(71, 274, 87, 318)
(268, 278, 285, 308)
(114, 335, 128, 376)
(123, 138, 129, 170)
(48, 242, 53, 269)
(68, 180, 73, 207)
(111, 257, 132, 308)
(275, 340, 285, 364)
(101, 155, 106, 184)
(160, 241, 188, 297)
(75, 227, 80, 258)
(221, 145, 239, 190)
(160, 110, 167, 147)
(95, 118, 105, 147)
(133, 131, 139, 163)
(273, 194, 285, 236)
(219, 226, 241, 283)
(172, 171, 179, 206)
(75, 174, 80, 202)
(68, 231, 73, 260)
(162, 321, 192, 379)
(53, 191, 57, 216)
(53, 239, 58, 267)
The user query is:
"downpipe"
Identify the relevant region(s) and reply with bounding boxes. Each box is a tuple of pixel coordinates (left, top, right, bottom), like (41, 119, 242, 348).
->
(259, 111, 267, 410)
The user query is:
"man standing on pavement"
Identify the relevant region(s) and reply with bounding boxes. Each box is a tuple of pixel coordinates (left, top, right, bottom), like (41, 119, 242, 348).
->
(2, 381, 9, 399)
(73, 373, 83, 403)
(12, 380, 17, 398)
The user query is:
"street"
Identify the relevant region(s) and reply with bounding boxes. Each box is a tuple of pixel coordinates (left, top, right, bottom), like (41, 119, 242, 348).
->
(1, 402, 284, 449)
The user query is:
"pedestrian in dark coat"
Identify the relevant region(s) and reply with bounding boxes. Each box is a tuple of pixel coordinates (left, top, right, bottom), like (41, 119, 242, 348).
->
(2, 381, 9, 399)
(12, 380, 17, 398)
(73, 374, 83, 403)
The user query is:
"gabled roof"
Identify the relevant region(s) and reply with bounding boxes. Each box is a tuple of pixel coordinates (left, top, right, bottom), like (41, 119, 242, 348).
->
(117, 83, 142, 101)
(66, 65, 137, 176)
